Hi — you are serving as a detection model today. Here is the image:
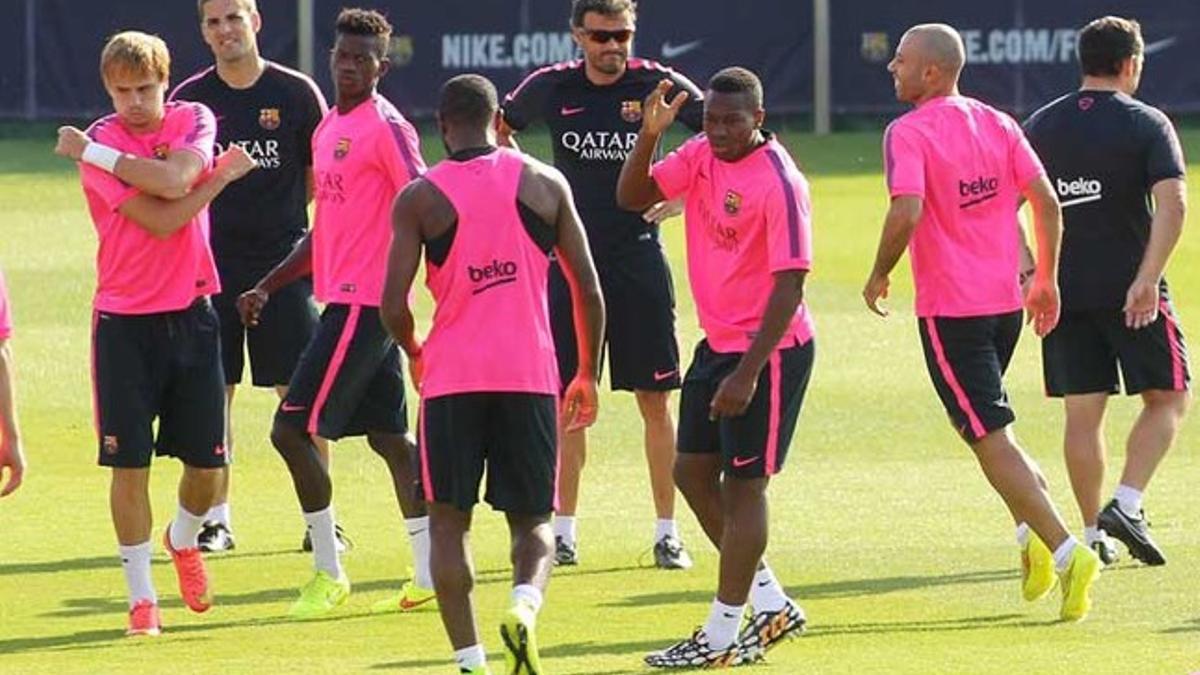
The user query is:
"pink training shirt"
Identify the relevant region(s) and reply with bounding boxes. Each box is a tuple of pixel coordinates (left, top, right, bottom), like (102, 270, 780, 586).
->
(884, 95, 1046, 317)
(652, 134, 814, 353)
(0, 266, 11, 339)
(81, 101, 221, 314)
(420, 148, 559, 398)
(311, 94, 425, 306)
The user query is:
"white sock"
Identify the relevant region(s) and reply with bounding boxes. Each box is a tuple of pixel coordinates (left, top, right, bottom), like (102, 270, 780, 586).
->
(1113, 484, 1143, 517)
(702, 599, 744, 650)
(512, 584, 544, 614)
(1052, 536, 1079, 573)
(1083, 526, 1105, 546)
(206, 502, 230, 528)
(749, 563, 790, 612)
(553, 515, 576, 545)
(406, 516, 432, 589)
(303, 506, 343, 578)
(1014, 522, 1031, 546)
(454, 644, 487, 670)
(169, 505, 207, 550)
(119, 541, 157, 607)
(655, 518, 678, 542)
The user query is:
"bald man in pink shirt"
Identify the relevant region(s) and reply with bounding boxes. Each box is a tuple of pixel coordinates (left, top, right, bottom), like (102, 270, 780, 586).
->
(863, 23, 1101, 622)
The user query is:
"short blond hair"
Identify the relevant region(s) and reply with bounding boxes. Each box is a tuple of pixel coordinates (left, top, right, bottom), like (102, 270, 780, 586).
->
(100, 31, 170, 84)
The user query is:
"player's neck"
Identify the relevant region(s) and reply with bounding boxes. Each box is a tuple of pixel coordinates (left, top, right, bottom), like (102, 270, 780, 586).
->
(1079, 77, 1127, 94)
(584, 62, 625, 87)
(216, 55, 266, 90)
(914, 84, 958, 106)
(336, 91, 374, 114)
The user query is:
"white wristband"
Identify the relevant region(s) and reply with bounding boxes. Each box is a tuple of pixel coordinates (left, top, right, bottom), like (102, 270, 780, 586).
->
(81, 142, 121, 173)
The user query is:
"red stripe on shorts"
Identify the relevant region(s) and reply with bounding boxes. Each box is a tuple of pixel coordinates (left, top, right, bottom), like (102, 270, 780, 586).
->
(306, 305, 361, 435)
(925, 317, 987, 439)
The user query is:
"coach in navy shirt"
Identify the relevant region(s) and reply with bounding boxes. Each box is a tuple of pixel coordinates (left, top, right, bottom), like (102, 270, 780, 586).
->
(1024, 15, 1189, 568)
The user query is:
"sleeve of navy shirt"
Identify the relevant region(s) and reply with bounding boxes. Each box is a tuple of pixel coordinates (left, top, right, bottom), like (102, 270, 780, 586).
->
(297, 80, 328, 170)
(668, 70, 706, 133)
(1141, 108, 1186, 187)
(502, 70, 554, 132)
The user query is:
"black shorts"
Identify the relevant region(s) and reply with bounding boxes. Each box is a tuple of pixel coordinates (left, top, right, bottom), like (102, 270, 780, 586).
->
(276, 304, 407, 440)
(92, 299, 227, 469)
(549, 238, 680, 392)
(677, 338, 813, 478)
(918, 311, 1022, 443)
(418, 393, 558, 514)
(213, 266, 318, 387)
(1043, 300, 1190, 397)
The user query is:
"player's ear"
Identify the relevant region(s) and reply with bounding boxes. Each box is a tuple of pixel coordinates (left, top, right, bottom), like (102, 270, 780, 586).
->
(251, 10, 262, 34)
(753, 107, 765, 129)
(377, 51, 391, 79)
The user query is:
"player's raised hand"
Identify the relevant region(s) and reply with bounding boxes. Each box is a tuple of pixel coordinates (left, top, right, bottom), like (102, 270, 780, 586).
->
(642, 79, 689, 136)
(710, 368, 756, 419)
(236, 287, 269, 327)
(54, 126, 90, 161)
(215, 145, 257, 183)
(561, 373, 599, 432)
(862, 272, 890, 317)
(1024, 276, 1061, 337)
(1123, 277, 1160, 329)
(0, 434, 25, 497)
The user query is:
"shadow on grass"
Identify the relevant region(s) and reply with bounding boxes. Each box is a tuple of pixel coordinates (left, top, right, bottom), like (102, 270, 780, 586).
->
(805, 613, 1057, 637)
(369, 637, 669, 671)
(41, 563, 646, 618)
(0, 548, 298, 577)
(1160, 617, 1200, 634)
(1, 608, 379, 655)
(601, 568, 1019, 607)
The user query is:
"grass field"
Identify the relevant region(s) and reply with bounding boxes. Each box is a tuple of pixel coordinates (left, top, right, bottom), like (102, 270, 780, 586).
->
(0, 123, 1198, 674)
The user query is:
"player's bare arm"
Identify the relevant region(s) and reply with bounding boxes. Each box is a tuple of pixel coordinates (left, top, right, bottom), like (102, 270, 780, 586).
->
(0, 337, 24, 497)
(55, 125, 206, 200)
(118, 145, 255, 239)
(1019, 174, 1062, 337)
(1125, 177, 1186, 329)
(382, 178, 442, 367)
(616, 79, 688, 211)
(863, 195, 922, 316)
(526, 161, 605, 431)
(236, 234, 313, 328)
(710, 270, 808, 419)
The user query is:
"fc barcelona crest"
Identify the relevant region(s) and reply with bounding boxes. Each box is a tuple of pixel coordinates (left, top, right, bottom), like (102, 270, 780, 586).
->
(152, 143, 170, 160)
(259, 107, 281, 130)
(334, 137, 351, 160)
(621, 100, 643, 123)
(724, 189, 742, 215)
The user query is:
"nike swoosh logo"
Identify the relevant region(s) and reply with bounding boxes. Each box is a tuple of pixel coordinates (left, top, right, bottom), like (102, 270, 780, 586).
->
(398, 595, 435, 610)
(757, 579, 771, 587)
(1145, 37, 1177, 56)
(560, 106, 586, 116)
(661, 39, 703, 60)
(280, 402, 306, 412)
(653, 369, 677, 382)
(731, 456, 759, 468)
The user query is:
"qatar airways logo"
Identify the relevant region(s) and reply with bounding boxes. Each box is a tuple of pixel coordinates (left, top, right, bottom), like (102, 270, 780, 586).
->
(468, 259, 518, 295)
(1056, 177, 1103, 208)
(218, 139, 280, 169)
(315, 170, 345, 204)
(561, 131, 639, 162)
(958, 175, 999, 209)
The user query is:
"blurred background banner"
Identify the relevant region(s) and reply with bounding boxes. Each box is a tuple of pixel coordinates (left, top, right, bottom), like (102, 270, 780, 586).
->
(4, 0, 1196, 121)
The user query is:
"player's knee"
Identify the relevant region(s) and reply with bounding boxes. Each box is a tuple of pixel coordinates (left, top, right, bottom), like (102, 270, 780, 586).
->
(365, 431, 408, 462)
(1143, 389, 1190, 419)
(635, 389, 672, 421)
(269, 418, 307, 458)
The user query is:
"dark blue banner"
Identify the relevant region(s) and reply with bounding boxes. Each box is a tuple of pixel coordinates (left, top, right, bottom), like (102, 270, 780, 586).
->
(832, 0, 1200, 116)
(5, 1, 1197, 121)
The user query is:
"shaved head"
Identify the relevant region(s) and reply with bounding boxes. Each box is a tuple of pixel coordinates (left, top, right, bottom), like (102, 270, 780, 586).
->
(903, 23, 965, 79)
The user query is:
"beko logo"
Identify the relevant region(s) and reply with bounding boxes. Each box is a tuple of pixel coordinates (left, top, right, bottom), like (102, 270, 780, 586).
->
(1056, 177, 1103, 207)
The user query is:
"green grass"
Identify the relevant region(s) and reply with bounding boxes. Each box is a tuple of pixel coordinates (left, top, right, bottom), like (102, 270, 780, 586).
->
(1, 124, 1199, 674)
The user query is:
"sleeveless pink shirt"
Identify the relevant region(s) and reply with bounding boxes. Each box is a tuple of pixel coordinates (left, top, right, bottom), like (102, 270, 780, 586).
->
(420, 148, 559, 398)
